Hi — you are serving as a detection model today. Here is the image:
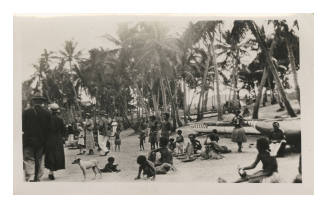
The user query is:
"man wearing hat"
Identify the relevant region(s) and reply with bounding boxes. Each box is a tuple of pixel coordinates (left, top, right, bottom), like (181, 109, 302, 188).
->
(98, 111, 110, 156)
(22, 93, 51, 182)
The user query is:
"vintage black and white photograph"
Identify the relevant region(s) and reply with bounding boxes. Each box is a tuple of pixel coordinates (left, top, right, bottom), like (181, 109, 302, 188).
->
(13, 14, 313, 194)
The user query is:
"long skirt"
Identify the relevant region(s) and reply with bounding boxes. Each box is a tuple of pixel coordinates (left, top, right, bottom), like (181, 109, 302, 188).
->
(45, 135, 65, 171)
(231, 127, 247, 143)
(85, 130, 95, 150)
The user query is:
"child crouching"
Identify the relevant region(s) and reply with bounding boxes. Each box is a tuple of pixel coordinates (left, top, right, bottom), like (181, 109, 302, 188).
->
(101, 157, 121, 173)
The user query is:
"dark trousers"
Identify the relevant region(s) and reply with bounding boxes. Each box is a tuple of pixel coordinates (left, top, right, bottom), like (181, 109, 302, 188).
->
(23, 145, 44, 181)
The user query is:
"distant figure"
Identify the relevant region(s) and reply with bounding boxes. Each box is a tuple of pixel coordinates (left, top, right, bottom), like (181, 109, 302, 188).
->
(231, 110, 247, 152)
(235, 138, 279, 183)
(77, 123, 86, 155)
(22, 94, 51, 182)
(111, 118, 118, 137)
(114, 129, 121, 152)
(66, 123, 74, 146)
(100, 157, 120, 173)
(45, 103, 65, 180)
(175, 130, 184, 154)
(269, 122, 287, 157)
(85, 113, 95, 155)
(161, 113, 172, 142)
(139, 130, 146, 151)
(98, 112, 110, 156)
(149, 116, 158, 150)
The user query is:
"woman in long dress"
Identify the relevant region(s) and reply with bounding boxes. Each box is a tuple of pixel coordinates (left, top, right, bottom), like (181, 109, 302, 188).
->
(85, 113, 95, 155)
(45, 103, 65, 180)
(231, 109, 247, 152)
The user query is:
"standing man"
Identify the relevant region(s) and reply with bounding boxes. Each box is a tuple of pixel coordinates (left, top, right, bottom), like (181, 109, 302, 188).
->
(22, 94, 51, 182)
(98, 112, 110, 156)
(161, 113, 172, 143)
(149, 116, 158, 150)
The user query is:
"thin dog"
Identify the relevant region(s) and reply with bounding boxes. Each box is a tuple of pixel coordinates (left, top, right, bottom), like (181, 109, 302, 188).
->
(72, 158, 102, 181)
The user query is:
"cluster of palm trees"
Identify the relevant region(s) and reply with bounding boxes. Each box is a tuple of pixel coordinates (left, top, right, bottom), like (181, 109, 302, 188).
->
(22, 20, 300, 129)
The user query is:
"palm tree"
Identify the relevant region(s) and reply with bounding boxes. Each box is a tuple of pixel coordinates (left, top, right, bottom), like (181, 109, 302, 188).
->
(269, 20, 300, 104)
(190, 21, 224, 121)
(59, 39, 83, 112)
(246, 20, 297, 117)
(215, 21, 255, 114)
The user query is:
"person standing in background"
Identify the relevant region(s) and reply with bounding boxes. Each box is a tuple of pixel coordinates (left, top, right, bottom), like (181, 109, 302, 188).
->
(44, 103, 65, 180)
(98, 112, 110, 156)
(85, 113, 95, 155)
(22, 94, 51, 182)
(149, 116, 158, 150)
(231, 110, 247, 152)
(161, 113, 172, 143)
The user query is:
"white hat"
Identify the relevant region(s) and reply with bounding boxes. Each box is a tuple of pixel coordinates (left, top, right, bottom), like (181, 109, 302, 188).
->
(49, 103, 60, 111)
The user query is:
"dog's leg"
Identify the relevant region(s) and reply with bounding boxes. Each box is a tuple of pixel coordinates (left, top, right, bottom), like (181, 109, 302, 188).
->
(92, 167, 97, 180)
(81, 168, 86, 181)
(96, 165, 102, 178)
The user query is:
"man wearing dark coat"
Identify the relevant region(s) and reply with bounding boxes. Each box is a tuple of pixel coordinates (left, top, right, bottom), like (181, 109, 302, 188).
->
(22, 95, 51, 182)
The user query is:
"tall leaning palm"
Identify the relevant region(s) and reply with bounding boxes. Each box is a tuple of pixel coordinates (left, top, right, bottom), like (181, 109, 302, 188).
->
(59, 40, 83, 111)
(246, 21, 296, 117)
(269, 20, 300, 104)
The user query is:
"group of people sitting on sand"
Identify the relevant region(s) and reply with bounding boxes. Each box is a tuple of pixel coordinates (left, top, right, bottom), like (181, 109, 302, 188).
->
(132, 109, 301, 183)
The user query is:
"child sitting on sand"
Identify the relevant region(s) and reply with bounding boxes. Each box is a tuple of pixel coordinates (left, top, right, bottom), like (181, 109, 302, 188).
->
(235, 138, 280, 183)
(201, 129, 231, 160)
(148, 137, 175, 174)
(135, 155, 156, 180)
(175, 130, 184, 154)
(101, 157, 121, 173)
(182, 134, 202, 162)
(168, 138, 176, 152)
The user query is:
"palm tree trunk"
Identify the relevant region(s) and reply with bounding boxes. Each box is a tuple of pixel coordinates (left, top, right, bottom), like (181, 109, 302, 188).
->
(69, 61, 81, 113)
(286, 39, 301, 104)
(211, 44, 223, 120)
(159, 76, 168, 112)
(197, 57, 210, 121)
(247, 21, 296, 117)
(196, 90, 203, 120)
(252, 67, 268, 119)
(182, 78, 188, 124)
(203, 90, 209, 112)
(253, 38, 277, 118)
